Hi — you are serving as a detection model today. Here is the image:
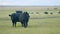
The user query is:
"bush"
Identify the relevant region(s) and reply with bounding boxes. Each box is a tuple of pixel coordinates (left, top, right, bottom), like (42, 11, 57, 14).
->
(31, 12, 34, 14)
(58, 12, 60, 14)
(36, 12, 39, 14)
(54, 8, 57, 10)
(44, 12, 48, 14)
(50, 12, 53, 15)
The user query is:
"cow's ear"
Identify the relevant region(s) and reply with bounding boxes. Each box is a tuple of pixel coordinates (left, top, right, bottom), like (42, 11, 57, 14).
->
(9, 14, 11, 16)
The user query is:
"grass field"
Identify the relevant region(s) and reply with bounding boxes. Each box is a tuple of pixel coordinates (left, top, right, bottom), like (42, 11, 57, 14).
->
(0, 10, 60, 34)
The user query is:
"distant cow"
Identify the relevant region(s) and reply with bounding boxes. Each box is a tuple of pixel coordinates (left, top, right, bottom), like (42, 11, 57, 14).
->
(9, 11, 30, 28)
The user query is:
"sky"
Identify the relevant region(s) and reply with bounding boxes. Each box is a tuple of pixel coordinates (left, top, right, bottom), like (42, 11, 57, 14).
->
(0, 0, 60, 6)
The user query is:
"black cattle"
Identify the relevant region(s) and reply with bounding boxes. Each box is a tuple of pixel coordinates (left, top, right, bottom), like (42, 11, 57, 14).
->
(9, 11, 30, 28)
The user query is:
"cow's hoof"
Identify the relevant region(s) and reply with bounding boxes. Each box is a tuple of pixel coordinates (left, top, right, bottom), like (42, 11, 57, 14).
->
(24, 26, 27, 28)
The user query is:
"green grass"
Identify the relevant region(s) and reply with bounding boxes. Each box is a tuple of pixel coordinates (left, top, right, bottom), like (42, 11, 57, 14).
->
(0, 10, 60, 34)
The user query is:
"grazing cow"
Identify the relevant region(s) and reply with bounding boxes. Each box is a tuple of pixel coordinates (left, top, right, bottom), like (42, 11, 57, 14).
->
(9, 11, 30, 28)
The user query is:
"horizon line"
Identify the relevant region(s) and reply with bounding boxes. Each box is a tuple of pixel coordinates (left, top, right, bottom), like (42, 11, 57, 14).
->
(0, 5, 60, 7)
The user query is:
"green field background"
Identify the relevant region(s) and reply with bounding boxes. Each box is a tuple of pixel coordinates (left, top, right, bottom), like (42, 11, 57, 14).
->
(0, 10, 60, 34)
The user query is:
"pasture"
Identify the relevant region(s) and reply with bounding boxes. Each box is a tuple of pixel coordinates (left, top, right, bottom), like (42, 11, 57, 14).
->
(0, 10, 60, 34)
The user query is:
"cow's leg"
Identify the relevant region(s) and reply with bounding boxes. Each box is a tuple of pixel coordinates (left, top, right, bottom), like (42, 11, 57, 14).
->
(14, 22, 16, 27)
(12, 21, 16, 27)
(23, 22, 27, 28)
(12, 21, 14, 27)
(21, 21, 24, 27)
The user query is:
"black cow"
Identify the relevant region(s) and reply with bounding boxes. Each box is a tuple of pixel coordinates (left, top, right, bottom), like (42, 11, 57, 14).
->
(9, 11, 30, 28)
